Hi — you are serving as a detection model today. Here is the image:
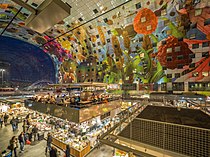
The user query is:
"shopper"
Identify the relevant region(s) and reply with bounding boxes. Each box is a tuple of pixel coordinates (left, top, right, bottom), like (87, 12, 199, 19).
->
(9, 136, 18, 157)
(65, 145, 70, 157)
(18, 132, 25, 152)
(15, 117, 19, 130)
(4, 113, 9, 126)
(0, 115, 3, 128)
(10, 117, 16, 131)
(50, 146, 57, 157)
(32, 125, 38, 141)
(45, 133, 52, 154)
(27, 125, 33, 142)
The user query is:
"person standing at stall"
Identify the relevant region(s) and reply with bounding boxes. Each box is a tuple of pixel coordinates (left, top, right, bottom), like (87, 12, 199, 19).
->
(45, 133, 52, 154)
(65, 145, 70, 157)
(32, 125, 38, 141)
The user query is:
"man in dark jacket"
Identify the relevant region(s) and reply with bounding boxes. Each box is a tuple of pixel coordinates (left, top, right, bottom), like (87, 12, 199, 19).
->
(4, 114, 9, 126)
(45, 133, 52, 153)
(50, 146, 57, 157)
(18, 132, 25, 152)
(10, 117, 16, 131)
(32, 125, 38, 141)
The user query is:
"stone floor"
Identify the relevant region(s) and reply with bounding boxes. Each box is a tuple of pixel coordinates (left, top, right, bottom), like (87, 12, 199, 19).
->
(0, 124, 113, 157)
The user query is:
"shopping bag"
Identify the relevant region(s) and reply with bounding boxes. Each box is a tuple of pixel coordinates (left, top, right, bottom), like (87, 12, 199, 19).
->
(26, 140, 31, 145)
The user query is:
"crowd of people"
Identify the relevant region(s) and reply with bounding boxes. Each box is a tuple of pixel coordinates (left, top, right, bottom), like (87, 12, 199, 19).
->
(0, 112, 72, 157)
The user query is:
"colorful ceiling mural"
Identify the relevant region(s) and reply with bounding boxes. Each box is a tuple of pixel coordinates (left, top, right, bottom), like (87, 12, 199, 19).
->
(0, 0, 209, 84)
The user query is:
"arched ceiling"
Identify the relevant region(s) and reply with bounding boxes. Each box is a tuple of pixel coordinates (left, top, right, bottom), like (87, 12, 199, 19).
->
(0, 0, 209, 84)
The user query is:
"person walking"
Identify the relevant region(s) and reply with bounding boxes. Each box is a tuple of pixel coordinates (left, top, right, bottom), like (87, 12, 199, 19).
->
(65, 145, 70, 157)
(18, 132, 25, 152)
(45, 133, 52, 154)
(9, 136, 18, 157)
(15, 117, 19, 130)
(4, 114, 9, 126)
(0, 115, 3, 128)
(10, 117, 16, 131)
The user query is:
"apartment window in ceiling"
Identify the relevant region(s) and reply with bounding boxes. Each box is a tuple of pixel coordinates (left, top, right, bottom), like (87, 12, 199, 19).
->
(78, 17, 83, 22)
(162, 40, 166, 45)
(202, 72, 208, 77)
(189, 63, 195, 68)
(166, 48, 172, 53)
(31, 2, 38, 7)
(192, 72, 199, 77)
(177, 55, 183, 60)
(202, 52, 209, 57)
(175, 46, 181, 52)
(190, 23, 197, 29)
(93, 9, 98, 14)
(167, 74, 172, 78)
(189, 53, 195, 59)
(204, 18, 210, 26)
(175, 73, 180, 78)
(167, 56, 172, 62)
(103, 18, 108, 23)
(177, 64, 183, 69)
(192, 43, 199, 49)
(202, 42, 209, 47)
(107, 30, 111, 35)
(135, 2, 141, 9)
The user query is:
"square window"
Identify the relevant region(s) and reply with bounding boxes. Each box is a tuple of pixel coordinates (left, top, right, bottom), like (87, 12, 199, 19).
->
(192, 72, 198, 77)
(162, 40, 166, 45)
(167, 57, 172, 62)
(107, 30, 111, 34)
(78, 17, 83, 21)
(135, 2, 141, 9)
(195, 9, 202, 16)
(175, 73, 180, 78)
(175, 46, 181, 52)
(202, 42, 209, 47)
(177, 55, 183, 60)
(167, 74, 172, 78)
(202, 52, 209, 57)
(202, 72, 208, 77)
(189, 63, 195, 68)
(146, 25, 151, 31)
(107, 39, 110, 42)
(141, 17, 146, 23)
(167, 48, 172, 53)
(192, 43, 199, 49)
(93, 9, 98, 14)
(177, 64, 183, 69)
(190, 23, 197, 29)
(103, 18, 108, 23)
(31, 2, 38, 7)
(204, 18, 210, 26)
(189, 53, 195, 59)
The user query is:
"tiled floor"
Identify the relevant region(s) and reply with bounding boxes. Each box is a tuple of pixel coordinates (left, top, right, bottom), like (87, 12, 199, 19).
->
(0, 124, 113, 157)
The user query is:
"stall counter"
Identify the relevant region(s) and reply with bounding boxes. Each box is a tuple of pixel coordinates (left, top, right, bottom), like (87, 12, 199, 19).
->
(52, 137, 91, 157)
